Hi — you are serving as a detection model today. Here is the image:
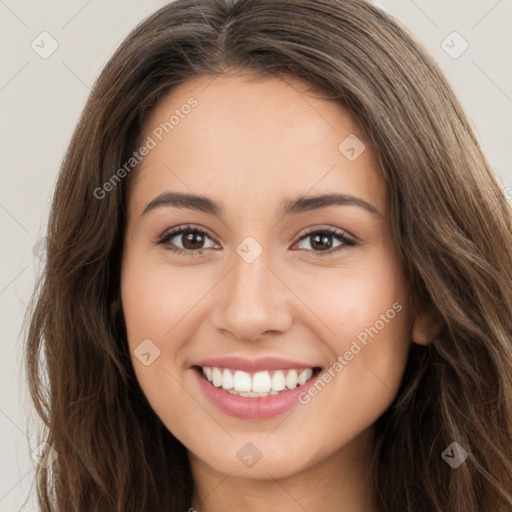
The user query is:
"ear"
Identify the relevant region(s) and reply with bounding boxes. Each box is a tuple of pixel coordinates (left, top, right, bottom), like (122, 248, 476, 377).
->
(411, 308, 442, 346)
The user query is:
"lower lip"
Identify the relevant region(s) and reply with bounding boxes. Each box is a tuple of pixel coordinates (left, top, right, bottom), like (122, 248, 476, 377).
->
(193, 368, 321, 419)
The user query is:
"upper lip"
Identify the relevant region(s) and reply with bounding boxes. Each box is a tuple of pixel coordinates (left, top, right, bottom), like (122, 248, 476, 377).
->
(192, 356, 322, 373)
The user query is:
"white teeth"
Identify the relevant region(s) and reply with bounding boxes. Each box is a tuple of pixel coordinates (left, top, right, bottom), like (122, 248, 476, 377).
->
(298, 368, 313, 385)
(285, 369, 298, 389)
(221, 368, 233, 390)
(212, 367, 223, 387)
(252, 371, 272, 393)
(200, 366, 317, 396)
(271, 370, 286, 391)
(233, 370, 252, 392)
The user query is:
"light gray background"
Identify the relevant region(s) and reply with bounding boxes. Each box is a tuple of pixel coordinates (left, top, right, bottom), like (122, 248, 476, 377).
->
(1, 1, 511, 510)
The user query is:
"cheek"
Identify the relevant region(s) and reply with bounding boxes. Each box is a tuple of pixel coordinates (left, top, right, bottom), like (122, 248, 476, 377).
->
(121, 251, 209, 345)
(120, 246, 229, 405)
(120, 255, 204, 443)
(295, 249, 412, 404)
(293, 248, 409, 350)
(336, 272, 410, 363)
(121, 250, 187, 388)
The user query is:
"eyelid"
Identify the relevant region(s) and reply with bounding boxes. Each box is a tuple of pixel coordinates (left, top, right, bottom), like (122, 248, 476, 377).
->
(295, 224, 354, 241)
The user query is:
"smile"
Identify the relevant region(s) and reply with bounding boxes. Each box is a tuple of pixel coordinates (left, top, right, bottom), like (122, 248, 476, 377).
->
(192, 360, 323, 419)
(200, 366, 321, 397)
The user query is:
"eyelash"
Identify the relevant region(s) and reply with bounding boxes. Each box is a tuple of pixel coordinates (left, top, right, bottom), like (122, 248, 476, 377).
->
(155, 224, 356, 258)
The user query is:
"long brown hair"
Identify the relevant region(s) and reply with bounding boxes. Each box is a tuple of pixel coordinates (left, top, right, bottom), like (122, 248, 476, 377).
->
(24, 0, 512, 510)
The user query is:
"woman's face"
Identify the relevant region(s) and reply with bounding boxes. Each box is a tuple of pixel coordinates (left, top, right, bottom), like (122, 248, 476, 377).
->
(121, 73, 420, 480)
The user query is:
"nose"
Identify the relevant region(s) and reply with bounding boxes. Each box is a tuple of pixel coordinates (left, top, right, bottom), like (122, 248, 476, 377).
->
(211, 243, 294, 343)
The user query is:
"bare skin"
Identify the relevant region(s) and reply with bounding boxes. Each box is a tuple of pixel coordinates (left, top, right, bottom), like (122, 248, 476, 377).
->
(121, 73, 437, 511)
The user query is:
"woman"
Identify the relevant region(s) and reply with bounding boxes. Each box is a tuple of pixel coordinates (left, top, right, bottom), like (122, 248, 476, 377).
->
(25, 0, 512, 510)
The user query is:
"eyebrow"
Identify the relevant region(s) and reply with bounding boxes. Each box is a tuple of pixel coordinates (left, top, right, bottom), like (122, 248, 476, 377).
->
(142, 191, 381, 217)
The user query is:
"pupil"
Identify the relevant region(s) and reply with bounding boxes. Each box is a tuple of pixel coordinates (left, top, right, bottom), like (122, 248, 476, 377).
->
(312, 233, 332, 250)
(184, 230, 204, 250)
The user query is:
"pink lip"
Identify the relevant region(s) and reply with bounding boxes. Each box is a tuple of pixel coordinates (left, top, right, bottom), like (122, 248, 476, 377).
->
(192, 356, 320, 373)
(192, 365, 322, 420)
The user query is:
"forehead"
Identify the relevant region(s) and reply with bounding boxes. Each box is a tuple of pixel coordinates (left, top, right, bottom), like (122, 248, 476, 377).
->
(132, 73, 386, 219)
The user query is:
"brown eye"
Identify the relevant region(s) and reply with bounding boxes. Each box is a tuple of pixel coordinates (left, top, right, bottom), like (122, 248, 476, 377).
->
(157, 225, 218, 255)
(294, 228, 355, 256)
